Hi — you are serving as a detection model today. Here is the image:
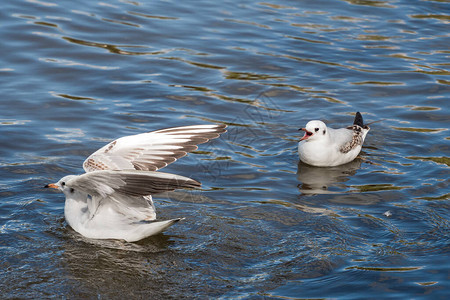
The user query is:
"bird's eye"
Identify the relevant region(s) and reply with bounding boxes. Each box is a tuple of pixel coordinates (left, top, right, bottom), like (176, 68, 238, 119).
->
(61, 182, 65, 186)
(315, 128, 319, 132)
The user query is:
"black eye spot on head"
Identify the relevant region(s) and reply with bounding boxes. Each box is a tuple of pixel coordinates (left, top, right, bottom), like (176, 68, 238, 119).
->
(61, 182, 65, 186)
(323, 129, 326, 135)
(70, 188, 74, 193)
(315, 128, 319, 132)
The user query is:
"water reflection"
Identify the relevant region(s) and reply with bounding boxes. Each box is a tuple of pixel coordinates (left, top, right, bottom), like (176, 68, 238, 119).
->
(297, 159, 363, 194)
(60, 231, 182, 297)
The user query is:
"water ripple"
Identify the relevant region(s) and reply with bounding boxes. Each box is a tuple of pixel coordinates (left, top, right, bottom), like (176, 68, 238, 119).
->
(1, 0, 449, 298)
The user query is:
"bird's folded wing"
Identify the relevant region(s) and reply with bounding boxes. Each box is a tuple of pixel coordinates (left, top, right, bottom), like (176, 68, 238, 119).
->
(67, 170, 201, 198)
(338, 126, 364, 154)
(83, 124, 227, 172)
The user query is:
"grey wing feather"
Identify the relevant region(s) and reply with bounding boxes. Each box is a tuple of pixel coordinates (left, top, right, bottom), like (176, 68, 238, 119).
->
(67, 170, 201, 198)
(83, 124, 227, 173)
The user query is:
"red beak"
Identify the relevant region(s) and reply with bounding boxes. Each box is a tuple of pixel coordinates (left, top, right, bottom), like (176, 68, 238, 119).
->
(299, 128, 313, 141)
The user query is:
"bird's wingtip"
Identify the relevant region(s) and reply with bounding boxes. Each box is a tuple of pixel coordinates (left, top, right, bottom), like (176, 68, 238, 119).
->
(353, 112, 364, 127)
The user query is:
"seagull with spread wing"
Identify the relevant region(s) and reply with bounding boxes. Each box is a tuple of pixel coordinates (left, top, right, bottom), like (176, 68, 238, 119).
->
(45, 124, 227, 242)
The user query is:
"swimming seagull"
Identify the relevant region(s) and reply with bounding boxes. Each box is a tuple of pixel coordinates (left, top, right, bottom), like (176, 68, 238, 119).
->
(298, 112, 370, 167)
(45, 124, 227, 242)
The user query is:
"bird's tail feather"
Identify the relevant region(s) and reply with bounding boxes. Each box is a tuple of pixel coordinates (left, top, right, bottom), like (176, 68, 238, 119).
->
(128, 218, 184, 242)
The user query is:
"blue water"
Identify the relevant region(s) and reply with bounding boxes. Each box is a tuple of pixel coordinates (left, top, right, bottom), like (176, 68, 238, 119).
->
(1, 0, 449, 298)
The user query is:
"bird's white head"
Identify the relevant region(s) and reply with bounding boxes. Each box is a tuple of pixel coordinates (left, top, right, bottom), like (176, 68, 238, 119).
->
(299, 120, 328, 142)
(45, 175, 79, 197)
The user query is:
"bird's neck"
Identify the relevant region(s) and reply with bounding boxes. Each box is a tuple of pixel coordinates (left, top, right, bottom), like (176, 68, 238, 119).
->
(311, 132, 331, 144)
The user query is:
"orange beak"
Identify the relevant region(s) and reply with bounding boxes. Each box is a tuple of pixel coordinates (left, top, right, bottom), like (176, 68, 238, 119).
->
(44, 183, 59, 189)
(299, 128, 313, 141)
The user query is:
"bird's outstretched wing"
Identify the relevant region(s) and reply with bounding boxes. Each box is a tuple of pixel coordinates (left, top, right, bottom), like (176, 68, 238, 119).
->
(83, 124, 227, 173)
(66, 170, 201, 198)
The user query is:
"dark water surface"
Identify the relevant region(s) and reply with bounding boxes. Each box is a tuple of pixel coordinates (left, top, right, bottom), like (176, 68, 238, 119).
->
(1, 0, 449, 298)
